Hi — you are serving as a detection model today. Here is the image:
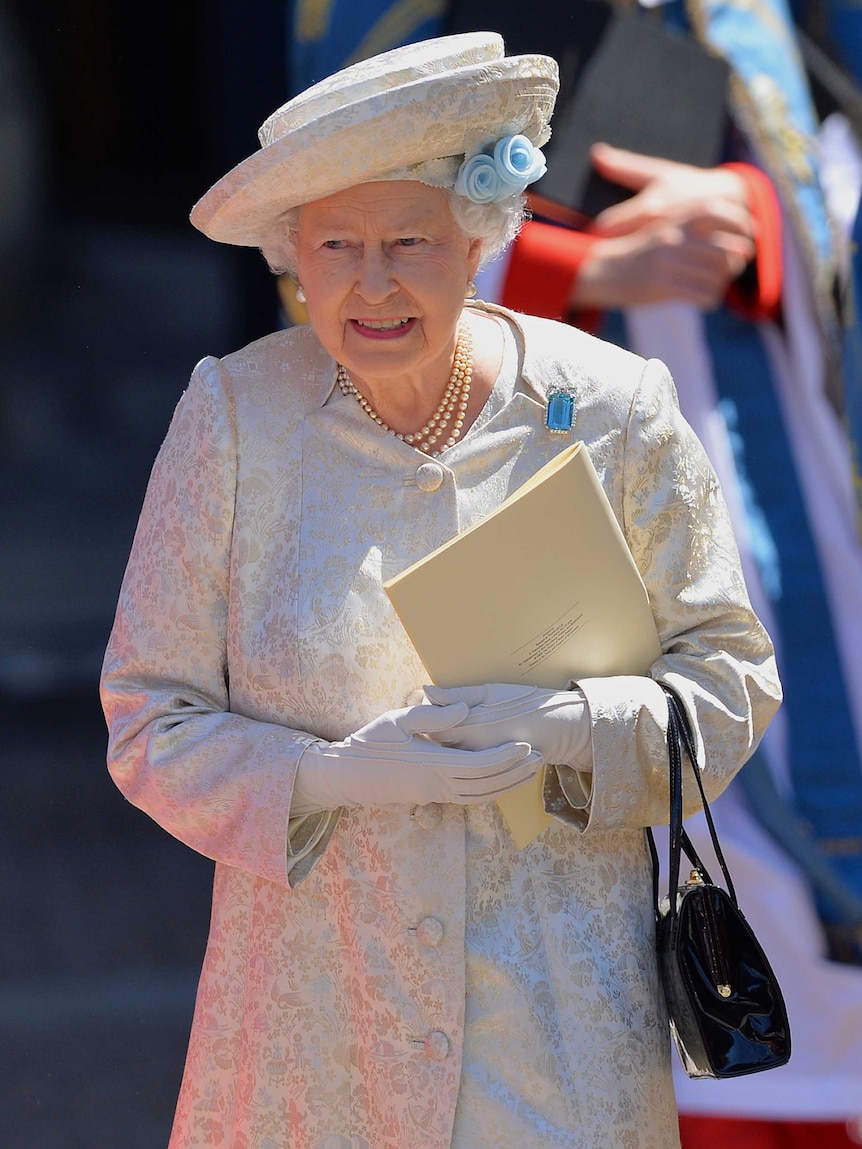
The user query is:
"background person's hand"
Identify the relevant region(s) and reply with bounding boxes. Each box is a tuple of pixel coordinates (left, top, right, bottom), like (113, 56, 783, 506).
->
(424, 683, 592, 771)
(589, 143, 754, 237)
(569, 144, 756, 311)
(292, 702, 542, 814)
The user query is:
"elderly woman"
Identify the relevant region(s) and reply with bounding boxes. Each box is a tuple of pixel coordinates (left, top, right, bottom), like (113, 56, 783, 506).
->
(101, 32, 780, 1149)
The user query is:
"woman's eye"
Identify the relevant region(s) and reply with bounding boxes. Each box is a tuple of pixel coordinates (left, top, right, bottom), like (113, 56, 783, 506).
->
(397, 237, 422, 247)
(323, 239, 347, 249)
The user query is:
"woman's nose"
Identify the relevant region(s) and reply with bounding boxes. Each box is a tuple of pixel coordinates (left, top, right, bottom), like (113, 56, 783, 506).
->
(355, 247, 395, 303)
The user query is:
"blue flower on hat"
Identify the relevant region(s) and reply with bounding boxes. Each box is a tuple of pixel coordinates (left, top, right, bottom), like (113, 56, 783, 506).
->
(454, 135, 547, 203)
(454, 154, 500, 203)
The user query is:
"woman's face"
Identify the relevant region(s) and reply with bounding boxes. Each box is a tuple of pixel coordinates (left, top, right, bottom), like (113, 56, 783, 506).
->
(294, 181, 482, 394)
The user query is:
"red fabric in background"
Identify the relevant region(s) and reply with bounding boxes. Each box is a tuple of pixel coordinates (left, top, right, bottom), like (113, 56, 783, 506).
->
(722, 162, 783, 323)
(501, 218, 599, 324)
(679, 1114, 862, 1149)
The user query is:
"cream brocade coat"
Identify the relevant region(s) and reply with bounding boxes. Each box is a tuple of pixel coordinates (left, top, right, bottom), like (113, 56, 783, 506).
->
(101, 303, 780, 1149)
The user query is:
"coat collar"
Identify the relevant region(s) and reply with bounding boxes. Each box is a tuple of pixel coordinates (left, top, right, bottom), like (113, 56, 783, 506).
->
(465, 299, 555, 407)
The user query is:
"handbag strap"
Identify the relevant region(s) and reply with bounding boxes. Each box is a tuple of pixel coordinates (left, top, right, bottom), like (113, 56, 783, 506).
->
(647, 685, 739, 925)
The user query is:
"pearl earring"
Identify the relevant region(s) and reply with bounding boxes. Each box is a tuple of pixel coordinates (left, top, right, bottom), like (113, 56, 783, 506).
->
(295, 284, 307, 304)
(466, 281, 477, 299)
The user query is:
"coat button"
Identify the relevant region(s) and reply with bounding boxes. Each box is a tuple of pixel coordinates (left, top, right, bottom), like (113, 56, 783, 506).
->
(411, 917, 444, 947)
(414, 462, 445, 492)
(411, 803, 443, 829)
(423, 1031, 451, 1061)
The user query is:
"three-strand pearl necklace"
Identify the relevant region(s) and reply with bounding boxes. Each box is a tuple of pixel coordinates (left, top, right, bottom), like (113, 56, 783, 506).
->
(336, 323, 473, 457)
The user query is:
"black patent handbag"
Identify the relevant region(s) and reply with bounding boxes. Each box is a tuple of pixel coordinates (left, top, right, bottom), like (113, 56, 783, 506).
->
(646, 686, 791, 1079)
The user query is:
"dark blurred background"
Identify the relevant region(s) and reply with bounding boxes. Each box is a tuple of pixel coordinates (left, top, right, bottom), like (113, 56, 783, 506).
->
(0, 2, 289, 1144)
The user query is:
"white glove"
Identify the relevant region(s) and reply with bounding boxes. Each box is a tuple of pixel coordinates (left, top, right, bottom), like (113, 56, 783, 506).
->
(292, 702, 542, 816)
(423, 683, 593, 771)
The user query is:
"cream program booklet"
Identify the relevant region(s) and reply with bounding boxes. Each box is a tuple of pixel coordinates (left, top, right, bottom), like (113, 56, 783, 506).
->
(384, 442, 662, 848)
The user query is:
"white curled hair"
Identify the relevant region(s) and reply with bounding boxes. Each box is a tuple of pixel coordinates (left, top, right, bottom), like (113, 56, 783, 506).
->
(258, 188, 527, 277)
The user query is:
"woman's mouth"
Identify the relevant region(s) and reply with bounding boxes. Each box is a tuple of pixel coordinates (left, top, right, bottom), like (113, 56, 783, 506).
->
(351, 317, 416, 338)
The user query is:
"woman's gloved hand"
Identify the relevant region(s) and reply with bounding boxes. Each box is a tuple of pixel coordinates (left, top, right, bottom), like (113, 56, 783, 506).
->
(292, 701, 542, 816)
(424, 683, 593, 771)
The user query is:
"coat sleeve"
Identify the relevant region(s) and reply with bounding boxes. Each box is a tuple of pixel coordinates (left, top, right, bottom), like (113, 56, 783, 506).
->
(501, 219, 604, 333)
(100, 356, 338, 889)
(723, 162, 783, 322)
(569, 356, 782, 832)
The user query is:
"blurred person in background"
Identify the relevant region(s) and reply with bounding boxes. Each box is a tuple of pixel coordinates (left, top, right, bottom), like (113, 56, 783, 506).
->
(100, 30, 780, 1149)
(286, 1, 862, 1146)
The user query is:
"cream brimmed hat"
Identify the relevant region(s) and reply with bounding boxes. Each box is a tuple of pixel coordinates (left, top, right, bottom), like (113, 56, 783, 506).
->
(190, 32, 559, 247)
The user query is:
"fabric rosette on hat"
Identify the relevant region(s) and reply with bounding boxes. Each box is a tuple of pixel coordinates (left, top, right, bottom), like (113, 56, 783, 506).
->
(190, 32, 559, 248)
(454, 134, 548, 204)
